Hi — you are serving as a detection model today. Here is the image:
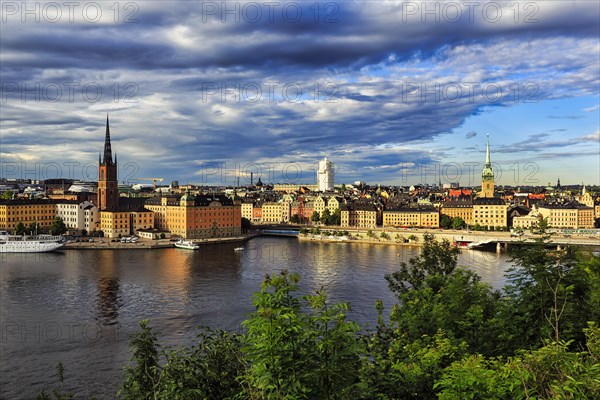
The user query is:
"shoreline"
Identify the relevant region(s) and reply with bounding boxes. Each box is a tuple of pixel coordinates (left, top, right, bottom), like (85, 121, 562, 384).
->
(62, 234, 259, 250)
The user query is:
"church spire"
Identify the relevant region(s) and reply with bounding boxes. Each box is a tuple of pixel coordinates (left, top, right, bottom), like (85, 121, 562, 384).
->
(485, 133, 491, 166)
(103, 113, 113, 165)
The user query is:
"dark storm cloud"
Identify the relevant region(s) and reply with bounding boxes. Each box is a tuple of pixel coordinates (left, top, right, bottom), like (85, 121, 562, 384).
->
(1, 1, 599, 183)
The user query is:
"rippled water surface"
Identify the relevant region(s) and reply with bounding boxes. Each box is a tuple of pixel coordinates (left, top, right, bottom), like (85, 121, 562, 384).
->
(0, 237, 513, 399)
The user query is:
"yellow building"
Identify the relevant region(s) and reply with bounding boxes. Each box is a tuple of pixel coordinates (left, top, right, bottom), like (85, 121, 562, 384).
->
(241, 201, 254, 221)
(473, 198, 508, 228)
(440, 200, 474, 225)
(340, 204, 378, 228)
(536, 203, 595, 229)
(313, 196, 327, 217)
(261, 202, 290, 223)
(383, 207, 439, 228)
(100, 211, 131, 238)
(0, 199, 57, 232)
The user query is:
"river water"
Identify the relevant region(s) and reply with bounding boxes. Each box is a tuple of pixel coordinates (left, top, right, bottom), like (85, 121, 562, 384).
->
(0, 237, 513, 399)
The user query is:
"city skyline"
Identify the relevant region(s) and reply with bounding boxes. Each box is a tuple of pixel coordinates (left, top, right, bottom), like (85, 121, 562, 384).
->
(1, 1, 599, 186)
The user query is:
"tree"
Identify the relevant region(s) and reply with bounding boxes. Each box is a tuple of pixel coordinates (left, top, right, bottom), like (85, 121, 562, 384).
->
(440, 214, 453, 229)
(1, 190, 14, 199)
(119, 320, 161, 400)
(81, 229, 87, 237)
(241, 217, 252, 233)
(28, 222, 39, 234)
(14, 222, 26, 235)
(321, 208, 331, 225)
(290, 214, 300, 224)
(380, 232, 390, 240)
(502, 239, 593, 350)
(451, 217, 465, 230)
(242, 270, 361, 399)
(49, 218, 67, 236)
(311, 211, 321, 223)
(328, 208, 341, 225)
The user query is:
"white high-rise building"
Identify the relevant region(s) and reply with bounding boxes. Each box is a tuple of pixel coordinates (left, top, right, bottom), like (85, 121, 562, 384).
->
(317, 157, 334, 191)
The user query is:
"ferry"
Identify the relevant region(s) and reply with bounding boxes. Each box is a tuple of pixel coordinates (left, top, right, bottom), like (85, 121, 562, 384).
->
(174, 239, 200, 250)
(0, 231, 64, 253)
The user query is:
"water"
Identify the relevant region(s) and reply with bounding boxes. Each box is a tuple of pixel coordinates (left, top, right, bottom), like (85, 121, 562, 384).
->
(0, 237, 513, 399)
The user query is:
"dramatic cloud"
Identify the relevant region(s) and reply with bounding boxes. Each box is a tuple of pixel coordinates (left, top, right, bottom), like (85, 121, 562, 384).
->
(1, 1, 599, 185)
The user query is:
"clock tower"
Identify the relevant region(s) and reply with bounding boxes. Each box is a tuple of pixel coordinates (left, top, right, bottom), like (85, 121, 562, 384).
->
(480, 134, 495, 198)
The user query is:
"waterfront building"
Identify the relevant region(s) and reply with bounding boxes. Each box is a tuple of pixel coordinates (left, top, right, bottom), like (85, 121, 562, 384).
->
(241, 201, 254, 221)
(313, 195, 327, 217)
(472, 197, 508, 228)
(261, 202, 290, 224)
(145, 193, 241, 238)
(340, 204, 378, 228)
(382, 206, 439, 228)
(538, 202, 594, 229)
(317, 157, 334, 192)
(55, 200, 99, 233)
(96, 116, 154, 238)
(441, 199, 474, 225)
(0, 198, 57, 231)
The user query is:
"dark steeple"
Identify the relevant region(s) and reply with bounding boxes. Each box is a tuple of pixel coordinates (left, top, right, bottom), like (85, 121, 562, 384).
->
(103, 114, 113, 165)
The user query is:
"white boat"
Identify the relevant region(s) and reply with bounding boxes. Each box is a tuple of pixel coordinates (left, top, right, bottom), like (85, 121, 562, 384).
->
(0, 231, 64, 253)
(174, 239, 200, 250)
(234, 247, 244, 251)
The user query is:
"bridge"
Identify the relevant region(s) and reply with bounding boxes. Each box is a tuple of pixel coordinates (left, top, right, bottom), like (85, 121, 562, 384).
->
(261, 229, 299, 237)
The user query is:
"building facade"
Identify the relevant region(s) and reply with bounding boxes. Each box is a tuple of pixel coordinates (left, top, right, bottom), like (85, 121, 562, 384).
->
(0, 199, 57, 232)
(145, 193, 241, 238)
(383, 207, 440, 228)
(472, 198, 508, 228)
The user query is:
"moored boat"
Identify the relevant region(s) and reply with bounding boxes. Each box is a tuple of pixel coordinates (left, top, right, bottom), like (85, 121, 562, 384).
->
(234, 247, 244, 251)
(174, 239, 200, 250)
(0, 231, 64, 253)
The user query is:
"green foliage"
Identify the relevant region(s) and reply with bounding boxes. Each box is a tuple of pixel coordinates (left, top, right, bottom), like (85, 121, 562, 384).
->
(327, 208, 341, 226)
(380, 232, 389, 240)
(1, 190, 14, 199)
(157, 328, 245, 399)
(49, 217, 67, 235)
(440, 214, 452, 229)
(320, 208, 331, 225)
(14, 221, 26, 235)
(437, 323, 600, 399)
(37, 362, 76, 400)
(311, 211, 320, 223)
(29, 221, 39, 234)
(451, 217, 465, 230)
(241, 217, 252, 232)
(386, 234, 459, 294)
(290, 214, 301, 224)
(119, 320, 161, 400)
(242, 270, 361, 399)
(503, 240, 593, 350)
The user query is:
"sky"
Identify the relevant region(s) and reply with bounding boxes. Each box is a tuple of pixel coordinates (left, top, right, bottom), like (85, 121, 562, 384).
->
(1, 0, 599, 187)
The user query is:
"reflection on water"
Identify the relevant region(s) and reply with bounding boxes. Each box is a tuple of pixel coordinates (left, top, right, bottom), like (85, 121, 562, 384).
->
(0, 237, 514, 399)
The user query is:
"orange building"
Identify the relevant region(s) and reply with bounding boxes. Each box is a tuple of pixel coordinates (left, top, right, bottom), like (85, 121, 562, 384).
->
(145, 193, 241, 239)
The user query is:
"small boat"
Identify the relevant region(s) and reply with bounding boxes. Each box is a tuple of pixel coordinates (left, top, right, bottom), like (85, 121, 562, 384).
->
(174, 239, 200, 250)
(234, 247, 244, 251)
(0, 231, 64, 253)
